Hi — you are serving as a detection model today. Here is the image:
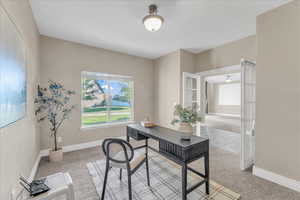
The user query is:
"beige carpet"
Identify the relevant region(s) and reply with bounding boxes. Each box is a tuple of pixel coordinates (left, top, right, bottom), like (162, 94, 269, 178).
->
(87, 152, 240, 200)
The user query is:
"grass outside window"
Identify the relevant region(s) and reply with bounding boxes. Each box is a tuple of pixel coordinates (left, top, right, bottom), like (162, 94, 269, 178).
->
(81, 72, 134, 128)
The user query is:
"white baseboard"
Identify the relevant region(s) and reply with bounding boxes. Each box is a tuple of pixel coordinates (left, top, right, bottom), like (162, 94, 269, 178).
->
(33, 136, 126, 178)
(253, 166, 300, 193)
(39, 136, 126, 157)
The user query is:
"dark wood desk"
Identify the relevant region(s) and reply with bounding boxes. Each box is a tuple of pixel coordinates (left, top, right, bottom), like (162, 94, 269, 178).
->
(126, 123, 209, 200)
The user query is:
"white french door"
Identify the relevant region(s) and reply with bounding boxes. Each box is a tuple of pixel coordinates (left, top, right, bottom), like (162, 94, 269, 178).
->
(182, 72, 202, 135)
(241, 59, 256, 170)
(182, 72, 200, 109)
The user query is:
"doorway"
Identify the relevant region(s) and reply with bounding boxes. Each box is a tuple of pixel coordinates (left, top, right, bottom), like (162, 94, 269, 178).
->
(183, 59, 256, 170)
(204, 72, 241, 154)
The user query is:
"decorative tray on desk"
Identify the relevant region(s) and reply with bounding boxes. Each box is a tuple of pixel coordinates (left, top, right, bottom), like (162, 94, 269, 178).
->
(141, 121, 156, 128)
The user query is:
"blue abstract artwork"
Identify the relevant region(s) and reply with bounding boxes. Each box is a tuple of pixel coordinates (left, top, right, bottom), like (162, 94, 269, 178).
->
(0, 7, 26, 128)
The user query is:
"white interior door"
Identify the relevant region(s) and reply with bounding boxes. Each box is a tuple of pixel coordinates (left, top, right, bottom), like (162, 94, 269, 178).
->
(183, 72, 200, 109)
(182, 73, 202, 135)
(241, 60, 256, 170)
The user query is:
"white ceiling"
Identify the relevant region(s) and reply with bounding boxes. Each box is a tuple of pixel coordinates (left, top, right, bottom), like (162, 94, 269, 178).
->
(205, 73, 241, 83)
(30, 0, 290, 59)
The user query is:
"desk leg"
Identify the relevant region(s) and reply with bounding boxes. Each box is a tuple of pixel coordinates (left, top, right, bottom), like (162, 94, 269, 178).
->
(204, 151, 210, 195)
(182, 163, 187, 200)
(145, 138, 150, 186)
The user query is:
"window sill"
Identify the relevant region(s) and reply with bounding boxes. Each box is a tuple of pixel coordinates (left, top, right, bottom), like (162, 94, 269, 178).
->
(81, 121, 135, 131)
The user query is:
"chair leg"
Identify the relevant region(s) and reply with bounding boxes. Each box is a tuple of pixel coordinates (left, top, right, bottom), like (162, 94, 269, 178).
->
(127, 168, 132, 200)
(119, 168, 122, 180)
(101, 161, 110, 200)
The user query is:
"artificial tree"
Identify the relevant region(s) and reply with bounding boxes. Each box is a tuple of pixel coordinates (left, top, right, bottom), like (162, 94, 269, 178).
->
(35, 80, 75, 158)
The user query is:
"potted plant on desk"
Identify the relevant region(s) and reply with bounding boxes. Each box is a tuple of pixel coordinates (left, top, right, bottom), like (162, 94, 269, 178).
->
(35, 80, 76, 162)
(171, 104, 201, 140)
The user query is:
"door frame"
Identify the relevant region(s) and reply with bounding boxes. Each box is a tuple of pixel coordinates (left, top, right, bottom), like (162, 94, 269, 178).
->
(240, 59, 256, 170)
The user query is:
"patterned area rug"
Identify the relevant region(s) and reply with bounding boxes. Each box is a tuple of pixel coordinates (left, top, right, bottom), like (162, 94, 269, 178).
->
(87, 152, 240, 200)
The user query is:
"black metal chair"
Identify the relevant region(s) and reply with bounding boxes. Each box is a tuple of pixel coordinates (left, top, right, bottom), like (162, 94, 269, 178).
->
(101, 138, 150, 200)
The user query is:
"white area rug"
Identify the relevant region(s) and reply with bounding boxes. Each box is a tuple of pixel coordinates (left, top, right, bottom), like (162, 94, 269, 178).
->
(87, 152, 240, 200)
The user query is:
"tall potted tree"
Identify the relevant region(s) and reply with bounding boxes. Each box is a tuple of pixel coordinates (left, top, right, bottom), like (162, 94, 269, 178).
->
(35, 80, 75, 162)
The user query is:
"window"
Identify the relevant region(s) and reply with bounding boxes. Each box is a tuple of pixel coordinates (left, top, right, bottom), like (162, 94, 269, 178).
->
(218, 83, 241, 105)
(81, 72, 134, 128)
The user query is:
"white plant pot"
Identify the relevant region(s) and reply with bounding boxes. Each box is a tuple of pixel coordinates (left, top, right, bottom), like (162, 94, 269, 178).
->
(178, 122, 193, 133)
(178, 122, 193, 140)
(49, 149, 63, 162)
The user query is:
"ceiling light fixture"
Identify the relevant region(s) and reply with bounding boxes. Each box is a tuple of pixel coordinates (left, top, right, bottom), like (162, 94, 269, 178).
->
(143, 4, 164, 32)
(225, 75, 233, 83)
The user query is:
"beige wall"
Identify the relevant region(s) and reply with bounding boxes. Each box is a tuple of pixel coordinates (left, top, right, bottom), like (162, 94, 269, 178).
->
(256, 1, 300, 181)
(196, 35, 257, 72)
(154, 49, 196, 129)
(154, 50, 181, 129)
(40, 36, 154, 149)
(0, 0, 40, 199)
(180, 50, 196, 73)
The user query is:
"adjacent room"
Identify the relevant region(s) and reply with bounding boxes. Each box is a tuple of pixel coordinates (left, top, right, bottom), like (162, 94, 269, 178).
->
(205, 73, 241, 133)
(0, 1, 300, 200)
(203, 72, 242, 154)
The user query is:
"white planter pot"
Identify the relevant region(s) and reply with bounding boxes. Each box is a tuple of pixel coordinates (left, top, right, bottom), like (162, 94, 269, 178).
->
(178, 122, 193, 133)
(49, 149, 63, 162)
(178, 122, 194, 140)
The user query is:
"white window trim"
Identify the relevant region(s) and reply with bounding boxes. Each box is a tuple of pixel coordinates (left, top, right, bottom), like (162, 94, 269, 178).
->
(81, 71, 134, 129)
(81, 121, 135, 131)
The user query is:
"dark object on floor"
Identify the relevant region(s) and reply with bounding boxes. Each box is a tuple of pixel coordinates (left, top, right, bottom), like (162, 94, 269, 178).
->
(19, 176, 50, 197)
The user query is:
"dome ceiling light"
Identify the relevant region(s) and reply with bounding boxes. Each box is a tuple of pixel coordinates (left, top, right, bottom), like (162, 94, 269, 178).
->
(143, 4, 164, 32)
(225, 75, 233, 83)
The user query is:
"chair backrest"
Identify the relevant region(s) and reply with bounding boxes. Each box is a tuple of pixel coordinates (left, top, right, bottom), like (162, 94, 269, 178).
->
(102, 138, 134, 163)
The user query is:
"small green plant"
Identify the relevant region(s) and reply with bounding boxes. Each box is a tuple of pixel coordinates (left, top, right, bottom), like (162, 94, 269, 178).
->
(34, 80, 76, 151)
(171, 104, 201, 126)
